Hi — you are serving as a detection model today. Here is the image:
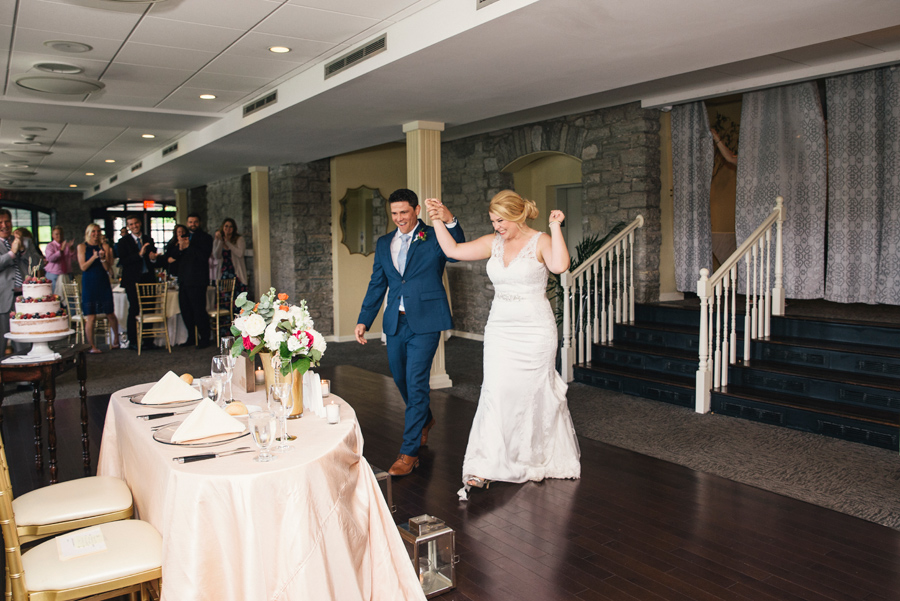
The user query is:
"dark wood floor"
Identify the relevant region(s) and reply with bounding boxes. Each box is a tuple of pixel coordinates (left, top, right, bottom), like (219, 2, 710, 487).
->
(3, 366, 900, 601)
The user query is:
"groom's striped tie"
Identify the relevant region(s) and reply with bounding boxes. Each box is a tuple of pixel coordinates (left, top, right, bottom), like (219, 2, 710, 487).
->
(398, 233, 411, 275)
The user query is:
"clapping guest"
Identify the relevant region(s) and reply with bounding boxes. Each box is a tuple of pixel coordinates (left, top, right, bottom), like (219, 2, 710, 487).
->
(44, 226, 76, 293)
(78, 224, 120, 353)
(13, 227, 44, 276)
(116, 215, 158, 351)
(212, 218, 247, 294)
(164, 224, 188, 277)
(173, 213, 213, 348)
(0, 209, 28, 356)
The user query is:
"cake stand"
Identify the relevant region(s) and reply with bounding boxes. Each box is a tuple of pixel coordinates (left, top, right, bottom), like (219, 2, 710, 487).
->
(4, 330, 75, 361)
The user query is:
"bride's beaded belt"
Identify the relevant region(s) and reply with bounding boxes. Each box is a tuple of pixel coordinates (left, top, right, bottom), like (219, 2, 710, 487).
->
(494, 292, 545, 302)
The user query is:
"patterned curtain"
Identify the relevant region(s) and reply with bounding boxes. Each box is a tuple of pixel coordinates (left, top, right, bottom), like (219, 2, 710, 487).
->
(736, 82, 827, 299)
(671, 102, 714, 292)
(825, 67, 900, 305)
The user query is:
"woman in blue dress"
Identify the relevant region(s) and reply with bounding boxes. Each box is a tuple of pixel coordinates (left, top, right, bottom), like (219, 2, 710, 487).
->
(77, 224, 120, 353)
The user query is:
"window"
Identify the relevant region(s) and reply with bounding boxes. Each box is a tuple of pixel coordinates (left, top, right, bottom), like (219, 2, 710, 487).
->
(93, 202, 176, 250)
(4, 206, 54, 253)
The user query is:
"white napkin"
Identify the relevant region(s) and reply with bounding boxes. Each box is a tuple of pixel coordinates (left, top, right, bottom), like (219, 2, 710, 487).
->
(141, 371, 204, 405)
(303, 372, 326, 418)
(171, 399, 246, 443)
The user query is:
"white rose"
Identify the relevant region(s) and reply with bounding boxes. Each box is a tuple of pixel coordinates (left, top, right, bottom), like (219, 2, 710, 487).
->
(243, 314, 266, 337)
(264, 322, 286, 350)
(308, 328, 327, 355)
(233, 315, 246, 333)
(288, 306, 312, 330)
(286, 336, 303, 353)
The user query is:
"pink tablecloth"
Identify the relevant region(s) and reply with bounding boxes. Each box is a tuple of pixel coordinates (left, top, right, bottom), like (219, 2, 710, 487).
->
(98, 384, 424, 601)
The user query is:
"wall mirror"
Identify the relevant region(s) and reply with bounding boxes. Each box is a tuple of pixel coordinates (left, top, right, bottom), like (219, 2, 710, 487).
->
(339, 185, 387, 256)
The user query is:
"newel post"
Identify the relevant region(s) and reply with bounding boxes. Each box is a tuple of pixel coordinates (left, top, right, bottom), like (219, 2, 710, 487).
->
(695, 268, 712, 413)
(772, 196, 785, 316)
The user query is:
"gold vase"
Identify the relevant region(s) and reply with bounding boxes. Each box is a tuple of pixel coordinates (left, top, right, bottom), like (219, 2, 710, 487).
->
(259, 352, 304, 418)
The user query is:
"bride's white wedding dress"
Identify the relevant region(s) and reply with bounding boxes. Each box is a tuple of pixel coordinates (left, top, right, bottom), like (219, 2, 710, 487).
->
(459, 232, 581, 500)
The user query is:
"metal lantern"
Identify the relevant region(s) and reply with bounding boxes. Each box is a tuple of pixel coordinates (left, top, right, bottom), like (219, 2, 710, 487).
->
(398, 515, 458, 597)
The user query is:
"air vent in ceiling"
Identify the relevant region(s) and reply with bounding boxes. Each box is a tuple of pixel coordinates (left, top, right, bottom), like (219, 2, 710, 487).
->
(476, 0, 501, 8)
(94, 184, 100, 192)
(109, 175, 117, 184)
(162, 143, 178, 157)
(131, 161, 142, 172)
(244, 91, 277, 117)
(325, 34, 386, 79)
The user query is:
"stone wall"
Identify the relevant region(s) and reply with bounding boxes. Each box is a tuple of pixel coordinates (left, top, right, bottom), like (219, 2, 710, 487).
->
(0, 189, 110, 245)
(441, 101, 661, 334)
(268, 160, 333, 335)
(203, 175, 255, 291)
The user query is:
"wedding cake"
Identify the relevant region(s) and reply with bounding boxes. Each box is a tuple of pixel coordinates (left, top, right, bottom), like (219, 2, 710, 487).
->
(10, 276, 69, 335)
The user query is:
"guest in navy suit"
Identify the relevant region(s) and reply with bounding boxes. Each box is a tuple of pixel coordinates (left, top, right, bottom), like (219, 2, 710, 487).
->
(356, 189, 465, 476)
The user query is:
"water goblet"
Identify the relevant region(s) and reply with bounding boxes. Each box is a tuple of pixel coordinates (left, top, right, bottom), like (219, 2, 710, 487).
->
(270, 382, 295, 452)
(210, 356, 228, 408)
(249, 411, 276, 462)
(220, 335, 235, 356)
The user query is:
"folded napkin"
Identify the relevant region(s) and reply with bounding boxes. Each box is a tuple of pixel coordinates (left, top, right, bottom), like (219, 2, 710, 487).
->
(141, 371, 204, 405)
(171, 399, 246, 443)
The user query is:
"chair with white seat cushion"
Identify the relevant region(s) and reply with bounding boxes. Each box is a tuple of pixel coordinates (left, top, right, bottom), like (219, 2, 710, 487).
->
(13, 476, 133, 544)
(0, 433, 161, 601)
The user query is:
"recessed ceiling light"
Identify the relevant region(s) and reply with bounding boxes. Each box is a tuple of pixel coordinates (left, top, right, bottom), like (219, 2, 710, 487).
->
(21, 127, 47, 132)
(69, 184, 77, 188)
(141, 134, 155, 139)
(15, 74, 104, 94)
(105, 159, 116, 163)
(12, 142, 42, 146)
(43, 40, 93, 53)
(199, 94, 216, 100)
(85, 172, 94, 176)
(35, 62, 84, 75)
(269, 46, 291, 54)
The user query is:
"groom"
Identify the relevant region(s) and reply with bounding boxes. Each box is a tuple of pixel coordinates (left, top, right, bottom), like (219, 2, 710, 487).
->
(355, 188, 465, 476)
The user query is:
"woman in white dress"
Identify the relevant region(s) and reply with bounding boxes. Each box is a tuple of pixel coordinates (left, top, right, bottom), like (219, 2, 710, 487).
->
(426, 191, 581, 500)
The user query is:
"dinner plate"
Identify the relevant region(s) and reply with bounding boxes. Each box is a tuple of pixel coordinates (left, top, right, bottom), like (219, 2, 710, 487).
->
(152, 423, 249, 447)
(129, 395, 201, 408)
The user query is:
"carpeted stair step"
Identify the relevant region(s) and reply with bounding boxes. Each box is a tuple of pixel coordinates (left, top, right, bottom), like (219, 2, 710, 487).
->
(590, 340, 698, 379)
(771, 315, 900, 349)
(614, 322, 707, 354)
(753, 336, 900, 378)
(712, 384, 898, 450)
(635, 302, 707, 328)
(728, 360, 900, 413)
(573, 362, 694, 408)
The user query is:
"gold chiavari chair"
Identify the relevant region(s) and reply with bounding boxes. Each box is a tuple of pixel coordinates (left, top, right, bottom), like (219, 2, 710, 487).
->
(135, 282, 170, 355)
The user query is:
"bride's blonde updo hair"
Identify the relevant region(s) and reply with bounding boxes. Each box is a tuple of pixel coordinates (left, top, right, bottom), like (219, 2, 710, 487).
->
(488, 190, 539, 227)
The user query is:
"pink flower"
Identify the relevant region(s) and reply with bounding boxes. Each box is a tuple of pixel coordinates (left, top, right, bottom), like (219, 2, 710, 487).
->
(415, 231, 427, 242)
(242, 336, 255, 350)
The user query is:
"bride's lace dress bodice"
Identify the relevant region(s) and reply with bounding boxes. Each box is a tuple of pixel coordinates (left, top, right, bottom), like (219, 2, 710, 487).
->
(487, 232, 548, 300)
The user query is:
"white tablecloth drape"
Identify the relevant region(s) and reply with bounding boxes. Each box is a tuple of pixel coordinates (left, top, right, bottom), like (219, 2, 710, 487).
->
(112, 286, 217, 346)
(98, 384, 424, 601)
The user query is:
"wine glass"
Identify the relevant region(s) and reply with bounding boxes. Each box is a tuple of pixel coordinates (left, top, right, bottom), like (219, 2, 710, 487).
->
(210, 356, 228, 408)
(249, 411, 276, 462)
(270, 382, 295, 452)
(220, 335, 235, 356)
(216, 352, 236, 402)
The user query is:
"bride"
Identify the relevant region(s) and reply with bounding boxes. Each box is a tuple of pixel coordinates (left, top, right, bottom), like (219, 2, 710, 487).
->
(426, 191, 581, 500)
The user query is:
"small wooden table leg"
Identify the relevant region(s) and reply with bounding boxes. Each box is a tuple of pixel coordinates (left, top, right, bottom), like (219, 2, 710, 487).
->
(44, 375, 58, 484)
(33, 383, 43, 470)
(77, 350, 89, 473)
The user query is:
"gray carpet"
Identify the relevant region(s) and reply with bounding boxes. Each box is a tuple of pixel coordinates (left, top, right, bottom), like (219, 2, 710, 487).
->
(7, 335, 899, 530)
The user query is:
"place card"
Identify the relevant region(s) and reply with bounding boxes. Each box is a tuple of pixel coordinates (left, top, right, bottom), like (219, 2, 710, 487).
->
(57, 526, 107, 561)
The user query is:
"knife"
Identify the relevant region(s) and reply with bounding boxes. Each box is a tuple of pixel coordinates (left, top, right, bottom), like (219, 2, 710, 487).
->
(172, 447, 253, 463)
(137, 410, 192, 420)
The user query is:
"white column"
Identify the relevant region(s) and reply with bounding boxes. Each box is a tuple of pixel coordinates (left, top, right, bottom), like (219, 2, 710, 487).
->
(403, 120, 452, 389)
(249, 166, 270, 298)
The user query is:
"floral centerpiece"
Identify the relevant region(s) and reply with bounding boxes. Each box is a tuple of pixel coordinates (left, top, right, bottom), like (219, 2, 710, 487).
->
(230, 288, 326, 379)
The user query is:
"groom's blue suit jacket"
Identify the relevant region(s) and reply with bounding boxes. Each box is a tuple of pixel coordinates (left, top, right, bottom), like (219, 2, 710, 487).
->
(358, 219, 465, 336)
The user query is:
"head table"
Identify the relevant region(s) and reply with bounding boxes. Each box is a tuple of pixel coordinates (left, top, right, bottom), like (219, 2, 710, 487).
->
(98, 384, 424, 601)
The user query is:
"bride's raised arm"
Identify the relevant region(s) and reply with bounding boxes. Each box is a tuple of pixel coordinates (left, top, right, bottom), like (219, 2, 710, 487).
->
(425, 199, 492, 261)
(539, 210, 571, 274)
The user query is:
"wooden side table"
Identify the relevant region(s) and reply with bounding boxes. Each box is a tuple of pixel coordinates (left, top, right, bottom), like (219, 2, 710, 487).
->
(0, 344, 90, 484)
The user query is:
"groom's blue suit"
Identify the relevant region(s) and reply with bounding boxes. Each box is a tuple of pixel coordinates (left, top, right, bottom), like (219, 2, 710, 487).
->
(358, 218, 465, 457)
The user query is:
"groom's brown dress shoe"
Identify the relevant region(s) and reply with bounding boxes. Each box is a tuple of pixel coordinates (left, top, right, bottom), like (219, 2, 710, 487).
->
(420, 418, 436, 446)
(388, 454, 419, 476)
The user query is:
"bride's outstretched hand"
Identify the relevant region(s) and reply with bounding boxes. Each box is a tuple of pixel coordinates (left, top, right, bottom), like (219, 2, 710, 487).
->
(425, 198, 444, 223)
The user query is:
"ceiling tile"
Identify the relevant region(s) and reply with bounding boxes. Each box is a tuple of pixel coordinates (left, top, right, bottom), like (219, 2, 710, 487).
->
(129, 17, 244, 54)
(0, 25, 11, 50)
(9, 51, 108, 79)
(852, 25, 900, 52)
(155, 88, 248, 112)
(17, 0, 143, 41)
(204, 54, 304, 80)
(82, 91, 171, 108)
(100, 63, 195, 95)
(0, 2, 15, 27)
(148, 0, 279, 30)
(255, 5, 378, 44)
(115, 42, 217, 71)
(285, 0, 422, 20)
(226, 32, 334, 62)
(13, 27, 124, 61)
(186, 71, 271, 94)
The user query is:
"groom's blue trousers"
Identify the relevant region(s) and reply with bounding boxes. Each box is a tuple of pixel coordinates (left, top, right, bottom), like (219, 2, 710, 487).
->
(386, 313, 439, 457)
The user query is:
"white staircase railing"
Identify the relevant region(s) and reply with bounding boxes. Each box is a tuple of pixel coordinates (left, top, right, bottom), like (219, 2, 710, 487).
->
(559, 215, 644, 381)
(695, 196, 785, 413)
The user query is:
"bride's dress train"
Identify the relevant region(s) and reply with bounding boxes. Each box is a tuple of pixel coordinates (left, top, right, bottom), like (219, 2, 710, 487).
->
(459, 232, 580, 500)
